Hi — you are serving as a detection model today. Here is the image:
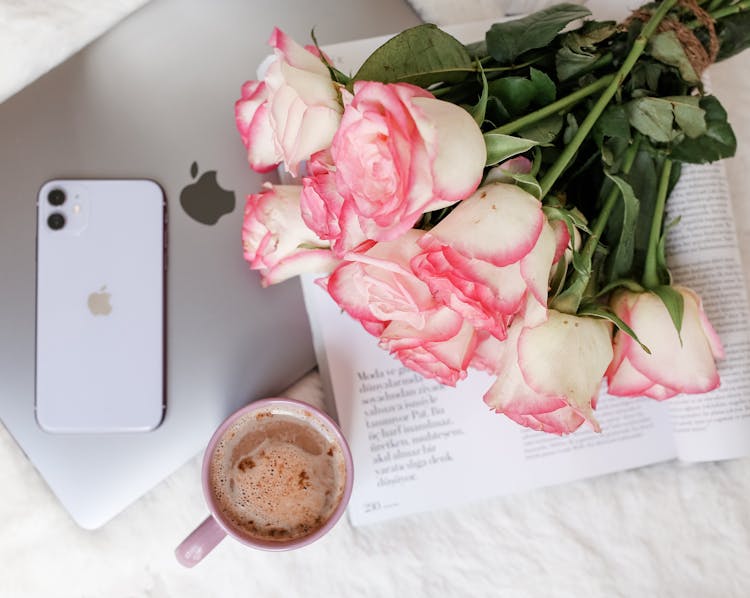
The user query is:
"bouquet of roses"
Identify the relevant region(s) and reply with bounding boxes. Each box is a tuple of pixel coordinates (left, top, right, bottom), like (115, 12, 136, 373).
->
(235, 0, 749, 435)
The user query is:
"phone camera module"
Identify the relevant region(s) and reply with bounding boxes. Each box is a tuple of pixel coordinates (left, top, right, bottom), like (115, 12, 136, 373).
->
(47, 212, 66, 231)
(48, 189, 66, 206)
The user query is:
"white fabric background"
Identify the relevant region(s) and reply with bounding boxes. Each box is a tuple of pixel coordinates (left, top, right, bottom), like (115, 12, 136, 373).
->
(1, 1, 750, 597)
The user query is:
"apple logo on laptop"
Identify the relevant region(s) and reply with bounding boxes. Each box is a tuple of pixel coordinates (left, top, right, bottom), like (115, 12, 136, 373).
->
(179, 161, 236, 225)
(88, 286, 112, 316)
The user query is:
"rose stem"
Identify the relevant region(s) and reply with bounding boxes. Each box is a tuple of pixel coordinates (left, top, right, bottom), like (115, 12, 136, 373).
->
(707, 0, 750, 20)
(642, 158, 674, 289)
(539, 0, 680, 199)
(687, 0, 750, 26)
(550, 135, 642, 313)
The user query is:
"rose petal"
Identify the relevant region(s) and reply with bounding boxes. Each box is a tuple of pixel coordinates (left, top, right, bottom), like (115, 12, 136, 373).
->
(505, 407, 588, 435)
(625, 290, 720, 394)
(262, 249, 339, 287)
(517, 311, 613, 416)
(681, 286, 725, 359)
(483, 324, 566, 416)
(606, 353, 656, 397)
(470, 331, 506, 374)
(411, 96, 485, 202)
(235, 82, 282, 173)
(269, 27, 330, 78)
(381, 306, 465, 348)
(419, 183, 544, 267)
(520, 220, 555, 306)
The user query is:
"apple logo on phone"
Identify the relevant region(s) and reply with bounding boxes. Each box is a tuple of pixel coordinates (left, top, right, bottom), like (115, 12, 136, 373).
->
(179, 161, 236, 225)
(88, 286, 112, 316)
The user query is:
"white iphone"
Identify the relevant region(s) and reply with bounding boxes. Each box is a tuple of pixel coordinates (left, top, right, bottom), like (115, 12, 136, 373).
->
(35, 179, 166, 433)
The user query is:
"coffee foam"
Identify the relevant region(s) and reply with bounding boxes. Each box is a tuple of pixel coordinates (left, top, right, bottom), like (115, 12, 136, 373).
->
(209, 408, 347, 542)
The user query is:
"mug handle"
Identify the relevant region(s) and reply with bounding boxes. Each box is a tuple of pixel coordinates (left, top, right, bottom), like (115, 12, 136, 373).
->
(175, 515, 228, 567)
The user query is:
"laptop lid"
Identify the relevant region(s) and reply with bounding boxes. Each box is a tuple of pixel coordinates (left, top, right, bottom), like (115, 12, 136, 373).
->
(0, 0, 419, 528)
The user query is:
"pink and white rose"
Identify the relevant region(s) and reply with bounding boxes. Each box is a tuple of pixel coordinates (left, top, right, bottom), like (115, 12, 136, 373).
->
(606, 287, 724, 399)
(299, 149, 369, 256)
(410, 182, 556, 340)
(321, 229, 477, 385)
(483, 311, 614, 435)
(242, 184, 338, 287)
(235, 28, 342, 175)
(301, 81, 485, 255)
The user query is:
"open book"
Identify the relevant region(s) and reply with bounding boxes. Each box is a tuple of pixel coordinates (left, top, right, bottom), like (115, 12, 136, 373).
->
(301, 24, 750, 527)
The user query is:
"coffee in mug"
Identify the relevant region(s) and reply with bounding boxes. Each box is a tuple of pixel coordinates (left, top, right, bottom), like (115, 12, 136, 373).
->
(209, 408, 348, 542)
(176, 398, 353, 567)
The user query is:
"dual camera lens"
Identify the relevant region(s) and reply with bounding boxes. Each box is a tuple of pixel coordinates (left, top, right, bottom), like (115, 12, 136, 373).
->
(47, 188, 66, 231)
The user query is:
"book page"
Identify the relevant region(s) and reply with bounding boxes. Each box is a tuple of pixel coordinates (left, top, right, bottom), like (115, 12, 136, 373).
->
(302, 276, 676, 526)
(663, 162, 750, 461)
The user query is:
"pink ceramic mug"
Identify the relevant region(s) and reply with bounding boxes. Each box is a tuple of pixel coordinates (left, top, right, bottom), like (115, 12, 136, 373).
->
(175, 398, 354, 567)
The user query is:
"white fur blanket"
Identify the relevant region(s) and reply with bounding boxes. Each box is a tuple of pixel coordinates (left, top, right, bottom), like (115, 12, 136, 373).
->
(1, 1, 750, 597)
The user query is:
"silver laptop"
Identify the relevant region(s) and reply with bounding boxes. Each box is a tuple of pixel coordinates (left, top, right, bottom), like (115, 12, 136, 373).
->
(0, 0, 419, 528)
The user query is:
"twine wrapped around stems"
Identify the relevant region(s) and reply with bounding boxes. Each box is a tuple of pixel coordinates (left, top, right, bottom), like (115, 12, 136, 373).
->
(625, 0, 719, 77)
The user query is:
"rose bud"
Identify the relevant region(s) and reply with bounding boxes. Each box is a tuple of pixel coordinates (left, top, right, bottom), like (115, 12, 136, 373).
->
(606, 287, 724, 399)
(483, 311, 613, 435)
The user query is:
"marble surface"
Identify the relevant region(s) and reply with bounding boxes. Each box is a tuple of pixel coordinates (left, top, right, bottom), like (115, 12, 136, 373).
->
(2, 1, 750, 597)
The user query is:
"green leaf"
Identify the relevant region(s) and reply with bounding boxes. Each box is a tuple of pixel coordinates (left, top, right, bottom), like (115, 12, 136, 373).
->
(651, 285, 684, 343)
(604, 172, 640, 280)
(626, 97, 675, 143)
(563, 19, 617, 53)
(549, 257, 569, 298)
(644, 63, 663, 91)
(488, 77, 537, 116)
(628, 149, 660, 274)
(511, 173, 543, 199)
(543, 205, 589, 247)
(578, 303, 651, 354)
(648, 30, 699, 85)
(485, 96, 511, 126)
(529, 67, 556, 104)
(571, 248, 591, 275)
(594, 105, 631, 146)
(563, 113, 579, 145)
(715, 11, 750, 62)
(519, 114, 564, 144)
(596, 278, 646, 297)
(486, 3, 591, 64)
(656, 215, 681, 284)
(555, 20, 616, 81)
(669, 96, 737, 163)
(549, 222, 596, 314)
(626, 97, 706, 145)
(666, 96, 706, 139)
(556, 45, 599, 81)
(470, 65, 489, 127)
(465, 39, 488, 60)
(483, 133, 539, 166)
(354, 24, 473, 86)
(311, 28, 351, 85)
